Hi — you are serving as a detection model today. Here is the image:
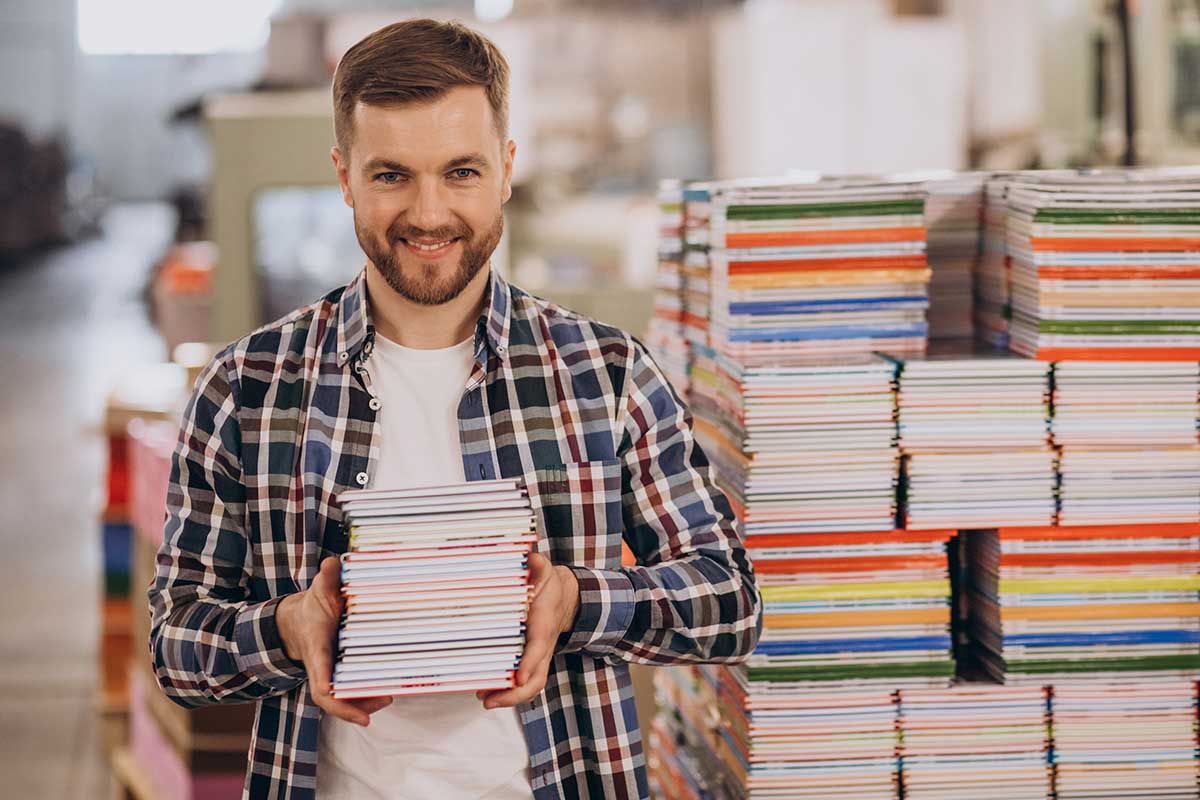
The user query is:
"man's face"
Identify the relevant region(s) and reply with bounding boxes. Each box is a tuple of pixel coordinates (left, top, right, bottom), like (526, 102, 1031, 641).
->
(332, 85, 514, 306)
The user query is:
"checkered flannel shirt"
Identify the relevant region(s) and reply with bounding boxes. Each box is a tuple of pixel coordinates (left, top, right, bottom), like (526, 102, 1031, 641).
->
(149, 268, 761, 799)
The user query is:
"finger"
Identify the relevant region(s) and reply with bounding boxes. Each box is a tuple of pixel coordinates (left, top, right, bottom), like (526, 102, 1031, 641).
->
(517, 629, 553, 687)
(349, 696, 393, 717)
(483, 674, 548, 709)
(316, 693, 378, 726)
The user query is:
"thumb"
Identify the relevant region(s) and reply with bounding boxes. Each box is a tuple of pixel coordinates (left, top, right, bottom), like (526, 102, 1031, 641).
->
(528, 552, 552, 594)
(313, 557, 344, 618)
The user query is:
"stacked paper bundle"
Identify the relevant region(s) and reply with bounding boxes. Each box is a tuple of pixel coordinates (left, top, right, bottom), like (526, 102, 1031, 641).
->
(649, 528, 954, 799)
(681, 182, 714, 350)
(897, 685, 1051, 800)
(1051, 678, 1199, 799)
(966, 525, 1200, 684)
(706, 178, 931, 363)
(1053, 361, 1200, 526)
(330, 480, 536, 699)
(688, 348, 900, 534)
(645, 179, 690, 394)
(707, 667, 901, 800)
(923, 174, 985, 340)
(889, 342, 1055, 530)
(745, 529, 955, 685)
(973, 175, 1015, 348)
(1004, 175, 1200, 360)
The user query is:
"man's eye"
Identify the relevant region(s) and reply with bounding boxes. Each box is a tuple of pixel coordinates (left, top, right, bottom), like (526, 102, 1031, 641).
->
(451, 168, 479, 180)
(377, 172, 403, 183)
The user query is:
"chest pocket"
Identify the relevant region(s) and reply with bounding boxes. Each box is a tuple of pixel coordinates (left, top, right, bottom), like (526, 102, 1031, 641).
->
(524, 458, 624, 569)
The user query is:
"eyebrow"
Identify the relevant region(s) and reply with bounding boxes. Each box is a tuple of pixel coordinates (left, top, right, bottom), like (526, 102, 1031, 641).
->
(361, 154, 490, 174)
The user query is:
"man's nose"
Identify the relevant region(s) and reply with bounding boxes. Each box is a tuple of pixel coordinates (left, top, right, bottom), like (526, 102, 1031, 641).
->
(410, 178, 453, 232)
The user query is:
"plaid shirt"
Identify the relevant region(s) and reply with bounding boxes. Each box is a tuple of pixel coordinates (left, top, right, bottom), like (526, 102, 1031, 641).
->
(149, 268, 761, 799)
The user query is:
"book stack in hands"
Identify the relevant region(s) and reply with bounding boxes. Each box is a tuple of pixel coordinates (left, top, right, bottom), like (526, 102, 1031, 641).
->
(330, 479, 537, 699)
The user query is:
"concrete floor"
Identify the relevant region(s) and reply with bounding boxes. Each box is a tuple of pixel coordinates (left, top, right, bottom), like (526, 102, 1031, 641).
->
(0, 204, 174, 798)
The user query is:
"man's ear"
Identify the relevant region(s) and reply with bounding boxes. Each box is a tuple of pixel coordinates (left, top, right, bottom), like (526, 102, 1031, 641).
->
(501, 139, 516, 204)
(331, 146, 354, 208)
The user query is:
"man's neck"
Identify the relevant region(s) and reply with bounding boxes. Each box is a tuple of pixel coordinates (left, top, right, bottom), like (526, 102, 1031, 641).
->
(364, 263, 490, 349)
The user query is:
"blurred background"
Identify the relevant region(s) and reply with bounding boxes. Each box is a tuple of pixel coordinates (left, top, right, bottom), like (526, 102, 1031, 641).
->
(0, 0, 1196, 796)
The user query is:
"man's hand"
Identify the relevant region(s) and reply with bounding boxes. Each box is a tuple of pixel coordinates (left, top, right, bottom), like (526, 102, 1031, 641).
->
(276, 556, 393, 726)
(477, 552, 579, 710)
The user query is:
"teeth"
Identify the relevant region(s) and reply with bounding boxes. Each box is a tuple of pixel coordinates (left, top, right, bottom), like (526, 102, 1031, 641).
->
(410, 240, 452, 251)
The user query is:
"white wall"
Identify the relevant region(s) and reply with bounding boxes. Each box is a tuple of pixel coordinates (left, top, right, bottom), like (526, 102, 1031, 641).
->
(711, 0, 970, 178)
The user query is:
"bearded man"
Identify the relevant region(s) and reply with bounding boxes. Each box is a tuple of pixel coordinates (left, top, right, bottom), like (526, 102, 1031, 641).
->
(148, 18, 760, 800)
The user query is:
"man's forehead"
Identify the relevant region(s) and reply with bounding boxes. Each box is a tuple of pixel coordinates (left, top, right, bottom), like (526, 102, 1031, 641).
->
(351, 86, 499, 166)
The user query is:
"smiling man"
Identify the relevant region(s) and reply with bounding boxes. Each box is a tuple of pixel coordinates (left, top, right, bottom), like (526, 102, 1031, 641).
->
(148, 18, 760, 800)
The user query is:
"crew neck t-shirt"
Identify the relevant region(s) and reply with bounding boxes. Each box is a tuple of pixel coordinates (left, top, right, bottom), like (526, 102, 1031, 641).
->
(316, 333, 531, 799)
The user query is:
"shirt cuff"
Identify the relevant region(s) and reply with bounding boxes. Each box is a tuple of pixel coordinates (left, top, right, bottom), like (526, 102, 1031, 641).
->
(233, 596, 307, 690)
(558, 566, 636, 656)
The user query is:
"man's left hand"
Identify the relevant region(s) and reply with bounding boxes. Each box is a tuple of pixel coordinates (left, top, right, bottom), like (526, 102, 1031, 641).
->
(477, 552, 579, 709)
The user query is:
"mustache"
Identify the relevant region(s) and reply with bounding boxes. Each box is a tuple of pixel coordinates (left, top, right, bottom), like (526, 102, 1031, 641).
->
(387, 221, 472, 243)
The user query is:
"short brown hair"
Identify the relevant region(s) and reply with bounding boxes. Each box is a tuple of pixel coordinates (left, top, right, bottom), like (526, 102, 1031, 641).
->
(332, 19, 510, 155)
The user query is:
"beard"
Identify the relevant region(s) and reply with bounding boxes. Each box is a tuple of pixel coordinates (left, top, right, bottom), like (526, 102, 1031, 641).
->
(355, 210, 503, 306)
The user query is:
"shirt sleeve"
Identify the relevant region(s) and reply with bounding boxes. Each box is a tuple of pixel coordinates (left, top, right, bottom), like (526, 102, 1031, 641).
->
(147, 351, 306, 708)
(558, 338, 763, 664)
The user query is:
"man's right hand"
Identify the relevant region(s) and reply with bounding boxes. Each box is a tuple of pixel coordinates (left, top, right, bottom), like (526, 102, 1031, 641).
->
(276, 556, 393, 726)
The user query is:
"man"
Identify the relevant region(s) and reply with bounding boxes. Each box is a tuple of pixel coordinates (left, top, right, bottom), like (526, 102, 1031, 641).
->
(149, 18, 760, 800)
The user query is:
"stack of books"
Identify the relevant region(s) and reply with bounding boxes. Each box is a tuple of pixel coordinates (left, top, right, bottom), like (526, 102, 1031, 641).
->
(1052, 361, 1200, 526)
(890, 342, 1054, 530)
(1005, 174, 1200, 360)
(973, 175, 1016, 348)
(923, 173, 985, 340)
(682, 182, 714, 350)
(897, 684, 1051, 800)
(707, 178, 931, 362)
(331, 480, 536, 699)
(966, 525, 1200, 684)
(688, 349, 900, 534)
(651, 528, 955, 799)
(1051, 678, 1199, 799)
(646, 179, 690, 394)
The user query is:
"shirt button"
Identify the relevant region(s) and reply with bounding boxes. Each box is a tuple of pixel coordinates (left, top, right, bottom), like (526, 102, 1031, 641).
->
(355, 472, 369, 486)
(368, 397, 381, 411)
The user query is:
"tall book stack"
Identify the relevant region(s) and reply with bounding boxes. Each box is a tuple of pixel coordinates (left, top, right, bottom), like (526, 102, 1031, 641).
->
(681, 182, 715, 352)
(646, 179, 691, 396)
(923, 173, 985, 341)
(974, 174, 1017, 348)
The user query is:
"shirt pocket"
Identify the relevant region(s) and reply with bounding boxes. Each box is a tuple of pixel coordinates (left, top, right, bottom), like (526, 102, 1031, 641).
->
(524, 458, 624, 569)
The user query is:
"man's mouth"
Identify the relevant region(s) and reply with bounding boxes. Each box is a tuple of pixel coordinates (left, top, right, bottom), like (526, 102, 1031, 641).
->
(398, 237, 461, 257)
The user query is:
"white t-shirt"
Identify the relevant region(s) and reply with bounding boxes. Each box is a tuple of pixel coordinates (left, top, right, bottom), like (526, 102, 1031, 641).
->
(317, 333, 531, 799)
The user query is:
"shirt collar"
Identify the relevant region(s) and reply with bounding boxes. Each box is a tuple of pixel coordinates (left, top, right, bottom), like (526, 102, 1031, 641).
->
(334, 266, 512, 365)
